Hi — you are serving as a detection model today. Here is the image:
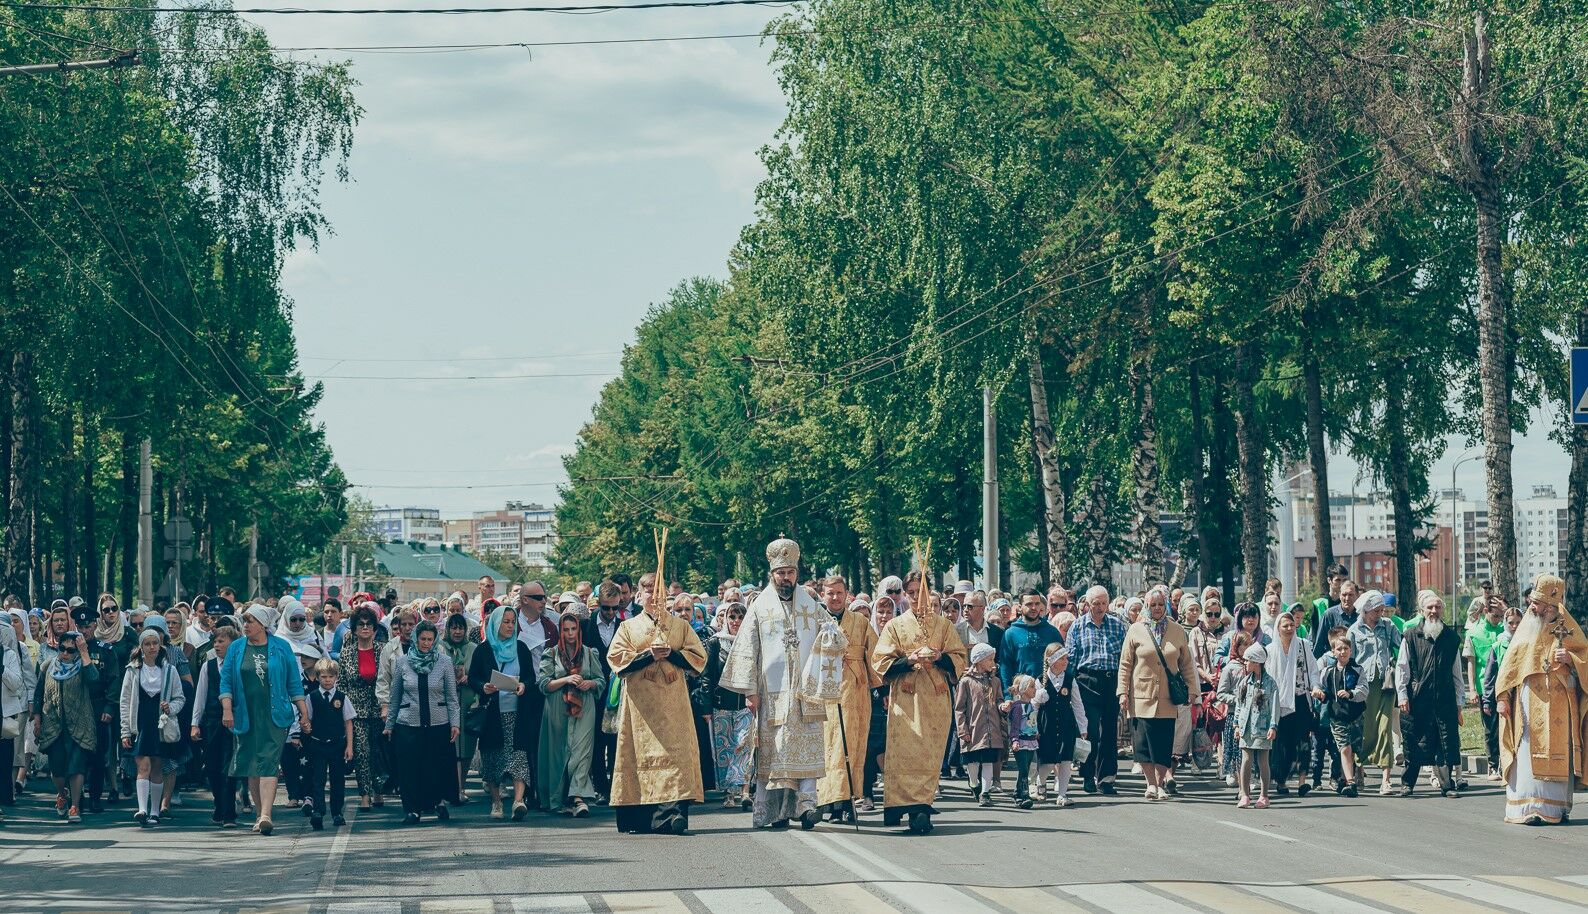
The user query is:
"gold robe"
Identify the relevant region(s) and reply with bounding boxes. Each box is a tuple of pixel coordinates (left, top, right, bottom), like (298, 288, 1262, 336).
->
(817, 609, 881, 807)
(607, 611, 708, 808)
(870, 610, 967, 810)
(1496, 609, 1588, 787)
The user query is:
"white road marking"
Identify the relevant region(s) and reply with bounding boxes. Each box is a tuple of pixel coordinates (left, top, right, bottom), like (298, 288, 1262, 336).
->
(513, 895, 592, 914)
(1412, 877, 1586, 914)
(1562, 876, 1588, 888)
(876, 882, 1000, 914)
(694, 888, 793, 914)
(316, 805, 358, 895)
(788, 830, 889, 883)
(821, 831, 918, 882)
(1056, 882, 1203, 913)
(1241, 883, 1388, 913)
(1217, 819, 1297, 843)
(326, 904, 401, 914)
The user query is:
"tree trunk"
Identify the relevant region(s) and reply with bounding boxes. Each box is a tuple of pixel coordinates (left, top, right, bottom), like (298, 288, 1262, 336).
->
(1028, 345, 1068, 587)
(0, 353, 10, 593)
(120, 434, 138, 609)
(1233, 342, 1268, 600)
(1076, 474, 1114, 590)
(81, 417, 97, 596)
(1459, 11, 1518, 597)
(1301, 325, 1334, 577)
(4, 352, 33, 598)
(60, 420, 76, 602)
(1184, 361, 1213, 589)
(1384, 384, 1419, 612)
(1130, 336, 1165, 586)
(1210, 370, 1238, 606)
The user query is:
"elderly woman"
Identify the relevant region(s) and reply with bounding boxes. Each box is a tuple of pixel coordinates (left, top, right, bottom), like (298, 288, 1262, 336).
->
(538, 614, 605, 817)
(1265, 606, 1322, 797)
(703, 601, 753, 809)
(337, 607, 387, 807)
(121, 625, 186, 827)
(0, 610, 27, 817)
(385, 620, 460, 824)
(469, 604, 534, 820)
(1117, 587, 1197, 799)
(1345, 591, 1400, 795)
(35, 630, 99, 824)
(219, 606, 308, 835)
(441, 612, 477, 805)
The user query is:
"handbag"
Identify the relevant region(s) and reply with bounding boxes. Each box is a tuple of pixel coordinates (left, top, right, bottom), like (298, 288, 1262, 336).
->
(1150, 630, 1190, 707)
(1073, 736, 1092, 766)
(1, 715, 18, 740)
(157, 668, 181, 743)
(601, 676, 623, 735)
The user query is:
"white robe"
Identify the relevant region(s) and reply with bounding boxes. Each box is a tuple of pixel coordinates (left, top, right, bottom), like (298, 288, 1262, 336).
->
(719, 584, 829, 787)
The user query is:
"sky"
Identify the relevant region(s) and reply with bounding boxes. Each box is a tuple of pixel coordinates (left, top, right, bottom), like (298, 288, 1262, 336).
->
(255, 1, 1575, 524)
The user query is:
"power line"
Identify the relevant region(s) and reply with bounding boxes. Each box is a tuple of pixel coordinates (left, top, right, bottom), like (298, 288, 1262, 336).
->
(301, 370, 619, 380)
(5, 0, 800, 14)
(299, 350, 624, 361)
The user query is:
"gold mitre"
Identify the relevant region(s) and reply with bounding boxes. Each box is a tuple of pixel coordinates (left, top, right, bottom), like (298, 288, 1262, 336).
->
(767, 537, 801, 572)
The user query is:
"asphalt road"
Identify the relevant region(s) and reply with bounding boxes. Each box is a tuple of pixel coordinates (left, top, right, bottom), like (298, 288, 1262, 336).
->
(7, 763, 1586, 912)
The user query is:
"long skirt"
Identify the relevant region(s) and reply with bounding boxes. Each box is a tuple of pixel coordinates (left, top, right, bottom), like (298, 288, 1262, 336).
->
(350, 717, 384, 796)
(538, 701, 598, 810)
(480, 711, 530, 788)
(392, 724, 453, 816)
(710, 708, 754, 789)
(1131, 718, 1174, 767)
(1360, 680, 1396, 768)
(1504, 687, 1574, 825)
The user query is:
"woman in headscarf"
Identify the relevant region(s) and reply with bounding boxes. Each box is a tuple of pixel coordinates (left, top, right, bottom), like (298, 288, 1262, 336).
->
(702, 601, 752, 809)
(877, 576, 908, 615)
(1264, 605, 1322, 797)
(6, 604, 38, 800)
(538, 613, 605, 817)
(1347, 592, 1402, 795)
(120, 625, 185, 827)
(468, 603, 533, 820)
(384, 620, 460, 825)
(276, 601, 325, 661)
(1118, 586, 1197, 799)
(219, 606, 309, 835)
(337, 606, 387, 808)
(0, 610, 25, 817)
(441, 612, 477, 806)
(1496, 574, 1587, 825)
(34, 630, 99, 824)
(871, 594, 897, 635)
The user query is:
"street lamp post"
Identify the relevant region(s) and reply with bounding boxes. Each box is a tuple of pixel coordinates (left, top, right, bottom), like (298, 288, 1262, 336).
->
(1451, 450, 1482, 611)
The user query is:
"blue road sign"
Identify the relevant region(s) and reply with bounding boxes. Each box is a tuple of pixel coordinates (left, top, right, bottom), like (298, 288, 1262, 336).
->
(1573, 347, 1588, 424)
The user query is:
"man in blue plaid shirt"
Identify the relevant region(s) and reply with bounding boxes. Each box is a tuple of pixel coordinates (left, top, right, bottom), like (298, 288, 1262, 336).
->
(1069, 586, 1127, 794)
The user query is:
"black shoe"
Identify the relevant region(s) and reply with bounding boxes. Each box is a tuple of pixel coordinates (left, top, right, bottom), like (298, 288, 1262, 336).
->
(1098, 782, 1117, 796)
(403, 812, 420, 825)
(88, 801, 104, 814)
(1296, 783, 1311, 797)
(333, 814, 346, 827)
(1016, 797, 1034, 809)
(907, 811, 933, 835)
(667, 813, 689, 835)
(1275, 785, 1291, 796)
(435, 804, 450, 821)
(1164, 780, 1179, 796)
(310, 816, 324, 831)
(770, 818, 790, 830)
(301, 803, 315, 818)
(1342, 784, 1358, 798)
(800, 810, 819, 831)
(1083, 777, 1097, 794)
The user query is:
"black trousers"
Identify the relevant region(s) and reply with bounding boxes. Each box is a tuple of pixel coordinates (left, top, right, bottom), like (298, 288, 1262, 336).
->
(1309, 706, 1342, 784)
(1481, 705, 1500, 767)
(304, 740, 347, 817)
(281, 739, 308, 800)
(1272, 703, 1313, 785)
(592, 730, 617, 798)
(1075, 669, 1118, 783)
(392, 724, 452, 816)
(203, 727, 237, 823)
(0, 738, 12, 804)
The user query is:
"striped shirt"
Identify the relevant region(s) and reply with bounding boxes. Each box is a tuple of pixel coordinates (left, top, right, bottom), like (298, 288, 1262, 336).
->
(1070, 612, 1127, 673)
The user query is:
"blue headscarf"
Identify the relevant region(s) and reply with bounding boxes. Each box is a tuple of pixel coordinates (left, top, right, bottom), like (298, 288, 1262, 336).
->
(52, 632, 83, 681)
(408, 620, 440, 676)
(486, 603, 518, 667)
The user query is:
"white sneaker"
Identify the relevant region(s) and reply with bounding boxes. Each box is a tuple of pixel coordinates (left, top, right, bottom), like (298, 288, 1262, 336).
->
(489, 800, 505, 820)
(1225, 775, 1236, 787)
(1145, 786, 1159, 800)
(1054, 796, 1070, 808)
(1131, 762, 1144, 775)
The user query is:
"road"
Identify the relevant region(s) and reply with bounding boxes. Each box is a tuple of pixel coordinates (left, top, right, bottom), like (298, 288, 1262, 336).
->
(8, 764, 1586, 913)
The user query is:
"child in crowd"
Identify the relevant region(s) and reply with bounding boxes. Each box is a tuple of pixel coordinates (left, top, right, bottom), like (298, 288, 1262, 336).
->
(954, 643, 1006, 807)
(301, 658, 355, 830)
(1033, 642, 1086, 807)
(190, 623, 241, 827)
(1006, 675, 1040, 809)
(1224, 642, 1279, 809)
(1319, 628, 1367, 797)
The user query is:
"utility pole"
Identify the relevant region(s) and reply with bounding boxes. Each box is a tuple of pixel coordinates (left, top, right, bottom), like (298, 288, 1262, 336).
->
(248, 522, 259, 601)
(1, 51, 139, 77)
(982, 386, 1000, 591)
(137, 438, 153, 608)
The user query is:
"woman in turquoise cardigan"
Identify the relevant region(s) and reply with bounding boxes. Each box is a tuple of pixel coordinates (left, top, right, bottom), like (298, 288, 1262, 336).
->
(219, 606, 309, 835)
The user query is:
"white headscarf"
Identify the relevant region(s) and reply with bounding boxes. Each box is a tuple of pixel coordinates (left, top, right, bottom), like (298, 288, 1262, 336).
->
(276, 600, 324, 657)
(877, 576, 910, 613)
(1263, 617, 1312, 718)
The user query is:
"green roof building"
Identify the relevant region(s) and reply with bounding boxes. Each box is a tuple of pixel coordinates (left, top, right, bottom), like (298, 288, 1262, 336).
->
(370, 541, 506, 602)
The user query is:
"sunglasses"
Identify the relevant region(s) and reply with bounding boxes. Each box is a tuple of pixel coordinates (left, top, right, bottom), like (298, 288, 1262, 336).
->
(100, 607, 119, 615)
(886, 588, 903, 594)
(524, 594, 546, 601)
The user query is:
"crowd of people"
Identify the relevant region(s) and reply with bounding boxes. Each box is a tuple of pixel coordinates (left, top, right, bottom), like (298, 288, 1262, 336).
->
(0, 547, 1582, 836)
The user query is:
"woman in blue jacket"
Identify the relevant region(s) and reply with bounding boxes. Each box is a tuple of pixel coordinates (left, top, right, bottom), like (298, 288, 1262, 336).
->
(219, 606, 309, 836)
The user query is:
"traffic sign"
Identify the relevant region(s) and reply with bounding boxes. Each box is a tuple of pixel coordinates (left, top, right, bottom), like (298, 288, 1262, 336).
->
(1573, 347, 1588, 424)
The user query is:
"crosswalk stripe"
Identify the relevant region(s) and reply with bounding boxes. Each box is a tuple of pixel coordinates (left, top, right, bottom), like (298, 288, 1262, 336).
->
(786, 883, 906, 914)
(1416, 877, 1585, 914)
(694, 889, 792, 914)
(326, 904, 400, 914)
(420, 900, 494, 914)
(1330, 878, 1504, 913)
(1055, 882, 1202, 913)
(241, 906, 311, 914)
(964, 885, 1089, 913)
(875, 882, 999, 914)
(1559, 876, 1588, 889)
(601, 892, 692, 914)
(1145, 881, 1299, 913)
(512, 895, 591, 914)
(1478, 875, 1588, 908)
(1243, 883, 1389, 914)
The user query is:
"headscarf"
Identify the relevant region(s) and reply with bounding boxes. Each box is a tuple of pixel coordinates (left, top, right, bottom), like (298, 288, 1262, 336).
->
(141, 613, 169, 642)
(276, 602, 324, 658)
(51, 632, 83, 681)
(558, 616, 586, 717)
(485, 604, 518, 668)
(877, 576, 909, 613)
(0, 611, 15, 654)
(243, 605, 273, 632)
(1353, 590, 1385, 616)
(1263, 614, 1308, 718)
(871, 596, 897, 634)
(93, 603, 125, 645)
(408, 620, 440, 676)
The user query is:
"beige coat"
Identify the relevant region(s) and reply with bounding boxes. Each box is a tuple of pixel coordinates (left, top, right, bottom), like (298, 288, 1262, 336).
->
(1118, 619, 1198, 720)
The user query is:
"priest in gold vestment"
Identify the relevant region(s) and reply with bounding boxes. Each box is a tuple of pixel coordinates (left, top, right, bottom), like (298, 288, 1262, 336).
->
(1496, 573, 1588, 826)
(871, 590, 966, 834)
(607, 600, 708, 834)
(815, 575, 880, 821)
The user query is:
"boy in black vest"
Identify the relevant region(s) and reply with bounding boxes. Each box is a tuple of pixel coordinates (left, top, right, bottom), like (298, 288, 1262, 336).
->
(302, 658, 355, 829)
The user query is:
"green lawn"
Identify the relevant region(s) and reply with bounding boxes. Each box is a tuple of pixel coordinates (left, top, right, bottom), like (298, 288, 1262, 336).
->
(1460, 715, 1485, 754)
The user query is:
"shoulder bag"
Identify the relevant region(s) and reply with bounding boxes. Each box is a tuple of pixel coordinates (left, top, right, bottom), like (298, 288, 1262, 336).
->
(1150, 628, 1190, 707)
(158, 666, 182, 743)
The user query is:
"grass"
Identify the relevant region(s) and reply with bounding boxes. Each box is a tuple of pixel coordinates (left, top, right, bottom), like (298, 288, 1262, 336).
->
(1459, 715, 1485, 754)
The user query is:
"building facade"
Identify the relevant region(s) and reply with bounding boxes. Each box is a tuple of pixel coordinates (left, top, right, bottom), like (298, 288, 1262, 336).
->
(374, 507, 444, 544)
(442, 501, 559, 569)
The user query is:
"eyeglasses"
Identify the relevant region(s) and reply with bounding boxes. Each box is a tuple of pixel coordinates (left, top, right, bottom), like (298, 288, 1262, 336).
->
(886, 588, 902, 594)
(100, 606, 118, 615)
(524, 594, 546, 601)
(288, 618, 305, 626)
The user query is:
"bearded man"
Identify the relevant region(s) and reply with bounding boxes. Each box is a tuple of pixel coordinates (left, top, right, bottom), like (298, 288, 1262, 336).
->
(1394, 590, 1464, 797)
(720, 538, 833, 830)
(1496, 574, 1588, 825)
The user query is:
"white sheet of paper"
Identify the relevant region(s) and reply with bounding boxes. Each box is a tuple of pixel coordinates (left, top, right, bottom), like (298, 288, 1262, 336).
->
(489, 670, 520, 692)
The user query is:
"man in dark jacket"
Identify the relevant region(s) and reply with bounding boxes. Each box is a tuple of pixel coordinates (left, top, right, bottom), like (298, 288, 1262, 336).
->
(582, 579, 626, 802)
(999, 589, 1063, 694)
